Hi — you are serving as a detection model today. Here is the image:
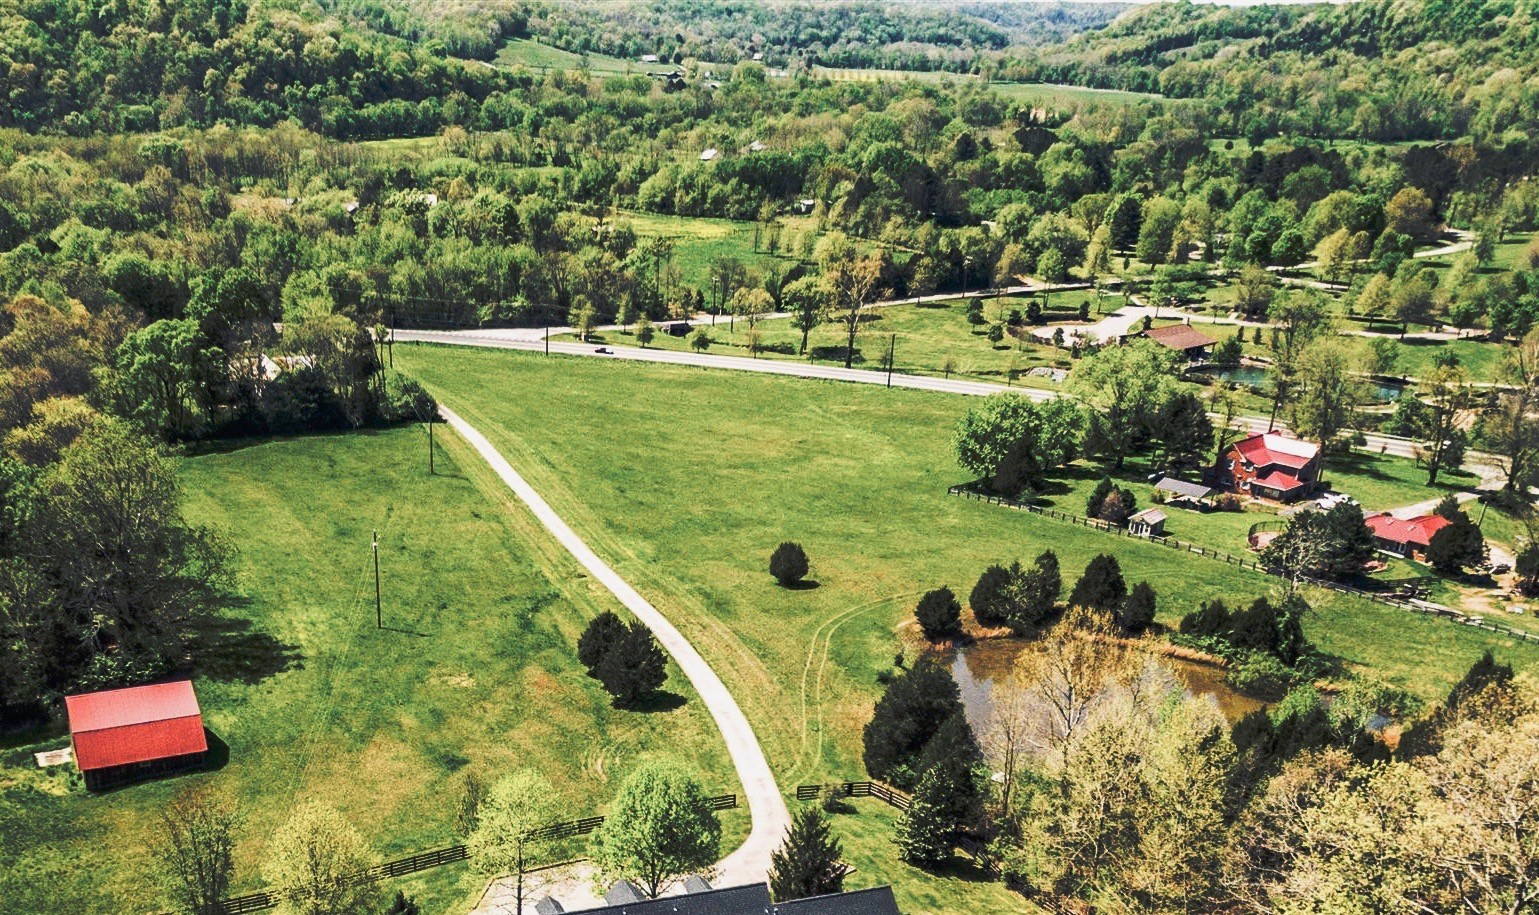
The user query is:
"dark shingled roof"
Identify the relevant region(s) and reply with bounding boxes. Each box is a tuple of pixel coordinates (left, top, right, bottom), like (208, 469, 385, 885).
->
(774, 886, 901, 915)
(558, 884, 900, 915)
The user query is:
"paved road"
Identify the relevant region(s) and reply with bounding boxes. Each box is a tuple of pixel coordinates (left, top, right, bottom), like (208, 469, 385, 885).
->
(400, 328, 1031, 398)
(440, 405, 789, 891)
(397, 328, 1473, 467)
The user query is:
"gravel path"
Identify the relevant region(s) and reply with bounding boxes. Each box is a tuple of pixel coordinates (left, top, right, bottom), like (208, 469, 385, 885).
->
(439, 405, 790, 900)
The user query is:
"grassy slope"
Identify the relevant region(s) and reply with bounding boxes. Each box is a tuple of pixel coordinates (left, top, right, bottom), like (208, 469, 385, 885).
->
(0, 427, 738, 915)
(615, 211, 804, 291)
(494, 38, 639, 74)
(398, 345, 1539, 733)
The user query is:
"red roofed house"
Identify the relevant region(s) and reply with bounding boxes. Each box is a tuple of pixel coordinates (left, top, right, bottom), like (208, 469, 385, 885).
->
(65, 681, 208, 790)
(1218, 432, 1322, 503)
(1364, 512, 1451, 561)
(1144, 323, 1217, 361)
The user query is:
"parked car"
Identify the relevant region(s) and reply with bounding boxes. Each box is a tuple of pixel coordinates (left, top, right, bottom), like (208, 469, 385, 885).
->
(1316, 492, 1358, 509)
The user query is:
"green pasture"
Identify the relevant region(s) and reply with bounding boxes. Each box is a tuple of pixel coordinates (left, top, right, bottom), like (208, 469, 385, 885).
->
(0, 426, 738, 915)
(398, 345, 1539, 727)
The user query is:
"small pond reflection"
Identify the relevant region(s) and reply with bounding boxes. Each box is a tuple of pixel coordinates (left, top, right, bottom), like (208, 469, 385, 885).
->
(949, 638, 1266, 736)
(1209, 365, 1405, 402)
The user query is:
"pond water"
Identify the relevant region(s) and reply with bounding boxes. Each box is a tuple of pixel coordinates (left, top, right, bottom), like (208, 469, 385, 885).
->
(949, 638, 1265, 736)
(1210, 365, 1406, 402)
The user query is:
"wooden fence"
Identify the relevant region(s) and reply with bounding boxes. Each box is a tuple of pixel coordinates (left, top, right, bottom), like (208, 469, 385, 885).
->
(796, 780, 1001, 874)
(160, 795, 737, 915)
(796, 780, 911, 811)
(948, 483, 1539, 646)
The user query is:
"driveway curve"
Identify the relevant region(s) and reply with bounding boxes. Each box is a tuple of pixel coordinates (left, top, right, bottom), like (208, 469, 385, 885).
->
(439, 405, 790, 887)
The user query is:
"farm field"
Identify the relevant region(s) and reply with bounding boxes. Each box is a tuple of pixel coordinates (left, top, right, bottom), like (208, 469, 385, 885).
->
(989, 80, 1163, 107)
(494, 37, 640, 74)
(613, 211, 805, 291)
(398, 345, 1539, 737)
(571, 298, 1083, 390)
(0, 427, 738, 915)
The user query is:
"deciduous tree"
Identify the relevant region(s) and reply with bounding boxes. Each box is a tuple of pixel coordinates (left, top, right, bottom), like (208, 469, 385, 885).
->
(589, 762, 722, 898)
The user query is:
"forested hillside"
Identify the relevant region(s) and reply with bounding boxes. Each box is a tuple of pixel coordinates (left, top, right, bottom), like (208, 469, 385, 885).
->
(1002, 0, 1539, 143)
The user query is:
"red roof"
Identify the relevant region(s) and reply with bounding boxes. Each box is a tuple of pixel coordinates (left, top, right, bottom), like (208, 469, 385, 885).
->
(1233, 432, 1319, 471)
(1254, 470, 1307, 492)
(1146, 323, 1217, 352)
(65, 681, 207, 771)
(1365, 513, 1451, 549)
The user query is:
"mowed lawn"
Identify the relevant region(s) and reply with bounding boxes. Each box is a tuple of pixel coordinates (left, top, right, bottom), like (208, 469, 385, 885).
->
(576, 299, 1079, 391)
(398, 346, 1539, 751)
(0, 426, 736, 915)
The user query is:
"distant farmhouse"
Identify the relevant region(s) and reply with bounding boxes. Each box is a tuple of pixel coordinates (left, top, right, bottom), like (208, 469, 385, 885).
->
(1218, 432, 1322, 503)
(1365, 512, 1451, 561)
(65, 681, 208, 791)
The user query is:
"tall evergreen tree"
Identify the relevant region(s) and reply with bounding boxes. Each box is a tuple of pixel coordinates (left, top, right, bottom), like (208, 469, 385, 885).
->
(1068, 553, 1126, 615)
(768, 808, 849, 902)
(893, 768, 953, 868)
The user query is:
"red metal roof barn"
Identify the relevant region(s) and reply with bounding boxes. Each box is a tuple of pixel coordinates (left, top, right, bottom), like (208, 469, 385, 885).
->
(65, 681, 209, 790)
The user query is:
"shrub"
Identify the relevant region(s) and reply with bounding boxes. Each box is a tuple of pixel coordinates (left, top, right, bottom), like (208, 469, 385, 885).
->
(1180, 599, 1231, 637)
(969, 564, 1014, 627)
(769, 541, 810, 587)
(1227, 651, 1297, 699)
(1117, 581, 1157, 635)
(1213, 493, 1243, 512)
(1068, 553, 1126, 615)
(593, 623, 668, 706)
(578, 611, 628, 675)
(915, 587, 962, 640)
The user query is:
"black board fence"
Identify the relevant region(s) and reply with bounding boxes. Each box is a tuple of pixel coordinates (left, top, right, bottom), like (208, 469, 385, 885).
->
(948, 482, 1539, 646)
(161, 795, 737, 915)
(796, 780, 911, 811)
(796, 781, 1001, 875)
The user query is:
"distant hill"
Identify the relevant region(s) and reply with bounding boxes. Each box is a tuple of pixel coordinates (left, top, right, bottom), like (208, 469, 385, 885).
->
(998, 0, 1539, 143)
(509, 0, 1131, 73)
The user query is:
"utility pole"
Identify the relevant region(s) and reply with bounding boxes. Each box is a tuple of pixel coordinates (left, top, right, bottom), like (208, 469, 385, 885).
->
(373, 530, 381, 629)
(388, 307, 395, 368)
(886, 333, 896, 388)
(428, 415, 435, 474)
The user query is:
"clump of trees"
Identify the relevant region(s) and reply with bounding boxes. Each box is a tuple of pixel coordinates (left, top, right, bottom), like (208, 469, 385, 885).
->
(1178, 594, 1312, 667)
(577, 612, 669, 706)
(1261, 502, 1375, 582)
(1085, 476, 1137, 526)
(969, 550, 1060, 631)
(953, 394, 1084, 498)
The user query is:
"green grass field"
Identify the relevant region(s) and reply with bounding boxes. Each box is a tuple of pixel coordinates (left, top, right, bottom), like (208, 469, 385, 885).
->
(573, 298, 1082, 391)
(494, 38, 639, 74)
(398, 345, 1539, 726)
(989, 81, 1163, 107)
(614, 211, 804, 291)
(0, 427, 738, 915)
(805, 66, 1161, 107)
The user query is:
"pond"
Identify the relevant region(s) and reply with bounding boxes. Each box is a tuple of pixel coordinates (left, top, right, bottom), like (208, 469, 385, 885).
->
(949, 638, 1265, 736)
(1208, 365, 1406, 402)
